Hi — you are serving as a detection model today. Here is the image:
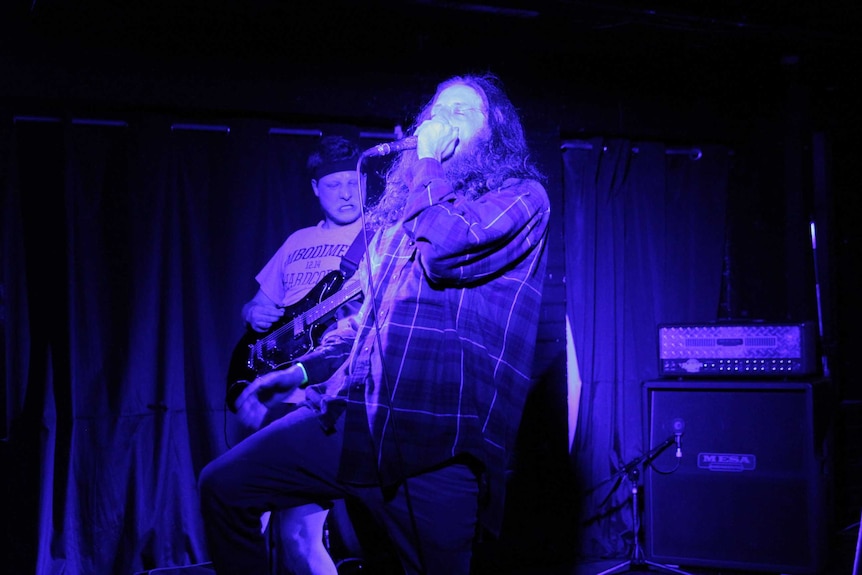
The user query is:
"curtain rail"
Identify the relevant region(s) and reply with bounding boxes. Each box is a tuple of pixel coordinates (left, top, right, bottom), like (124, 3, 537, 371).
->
(12, 115, 396, 139)
(171, 123, 230, 133)
(268, 128, 397, 139)
(73, 118, 128, 127)
(561, 140, 703, 160)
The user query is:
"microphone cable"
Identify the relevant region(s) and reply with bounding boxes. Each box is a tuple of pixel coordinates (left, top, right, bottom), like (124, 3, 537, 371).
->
(352, 148, 428, 573)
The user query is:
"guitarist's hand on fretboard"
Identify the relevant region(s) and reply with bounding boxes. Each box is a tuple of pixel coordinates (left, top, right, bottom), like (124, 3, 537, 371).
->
(235, 365, 307, 429)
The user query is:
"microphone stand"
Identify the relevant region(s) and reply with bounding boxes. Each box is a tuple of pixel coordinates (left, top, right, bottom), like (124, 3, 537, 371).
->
(595, 436, 694, 575)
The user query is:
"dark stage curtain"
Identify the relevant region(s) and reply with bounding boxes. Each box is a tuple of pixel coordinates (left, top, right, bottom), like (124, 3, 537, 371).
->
(562, 138, 731, 559)
(4, 118, 342, 574)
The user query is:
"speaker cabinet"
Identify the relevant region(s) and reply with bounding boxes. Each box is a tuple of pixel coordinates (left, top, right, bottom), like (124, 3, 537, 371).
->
(642, 379, 833, 574)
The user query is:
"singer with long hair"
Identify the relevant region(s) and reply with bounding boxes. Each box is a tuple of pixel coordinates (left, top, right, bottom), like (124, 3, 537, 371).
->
(199, 72, 551, 575)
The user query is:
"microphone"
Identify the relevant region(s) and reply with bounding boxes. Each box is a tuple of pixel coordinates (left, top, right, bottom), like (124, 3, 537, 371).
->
(672, 417, 685, 458)
(360, 136, 418, 158)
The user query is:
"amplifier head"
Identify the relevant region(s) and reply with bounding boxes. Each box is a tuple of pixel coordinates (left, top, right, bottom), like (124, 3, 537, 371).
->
(658, 321, 818, 378)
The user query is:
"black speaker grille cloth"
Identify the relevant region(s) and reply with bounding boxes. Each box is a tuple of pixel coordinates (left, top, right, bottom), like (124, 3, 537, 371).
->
(643, 380, 831, 574)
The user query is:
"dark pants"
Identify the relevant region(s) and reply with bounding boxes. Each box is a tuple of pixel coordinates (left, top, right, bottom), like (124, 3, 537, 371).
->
(198, 406, 479, 575)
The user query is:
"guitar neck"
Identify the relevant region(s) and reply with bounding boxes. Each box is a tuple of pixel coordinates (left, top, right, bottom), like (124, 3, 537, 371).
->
(300, 278, 362, 326)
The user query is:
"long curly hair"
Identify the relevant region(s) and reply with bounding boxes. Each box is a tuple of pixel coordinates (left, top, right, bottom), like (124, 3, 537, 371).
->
(365, 73, 545, 229)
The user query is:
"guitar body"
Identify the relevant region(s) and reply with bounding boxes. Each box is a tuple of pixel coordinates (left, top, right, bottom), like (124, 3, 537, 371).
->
(226, 270, 358, 408)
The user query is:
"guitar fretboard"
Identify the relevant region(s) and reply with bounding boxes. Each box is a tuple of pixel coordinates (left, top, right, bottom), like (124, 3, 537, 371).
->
(268, 278, 362, 342)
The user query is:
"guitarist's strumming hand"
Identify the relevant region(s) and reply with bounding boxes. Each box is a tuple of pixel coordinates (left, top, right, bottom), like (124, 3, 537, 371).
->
(242, 290, 285, 333)
(235, 364, 307, 429)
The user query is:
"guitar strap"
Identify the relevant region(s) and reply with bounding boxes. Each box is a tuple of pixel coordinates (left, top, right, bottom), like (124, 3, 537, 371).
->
(339, 226, 373, 279)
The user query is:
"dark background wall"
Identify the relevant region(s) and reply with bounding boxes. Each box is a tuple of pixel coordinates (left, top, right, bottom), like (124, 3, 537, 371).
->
(3, 0, 858, 334)
(2, 0, 861, 570)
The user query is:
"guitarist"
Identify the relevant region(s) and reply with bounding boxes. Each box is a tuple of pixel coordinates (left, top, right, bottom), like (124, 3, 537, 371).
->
(236, 133, 368, 575)
(242, 134, 365, 336)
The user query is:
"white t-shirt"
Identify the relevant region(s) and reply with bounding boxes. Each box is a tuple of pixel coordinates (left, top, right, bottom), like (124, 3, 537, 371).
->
(255, 219, 363, 307)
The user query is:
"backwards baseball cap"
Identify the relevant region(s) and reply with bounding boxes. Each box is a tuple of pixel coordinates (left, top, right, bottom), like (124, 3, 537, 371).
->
(312, 156, 359, 180)
(310, 128, 361, 180)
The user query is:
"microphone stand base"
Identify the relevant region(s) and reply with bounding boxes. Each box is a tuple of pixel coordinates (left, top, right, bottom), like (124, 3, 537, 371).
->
(596, 558, 694, 575)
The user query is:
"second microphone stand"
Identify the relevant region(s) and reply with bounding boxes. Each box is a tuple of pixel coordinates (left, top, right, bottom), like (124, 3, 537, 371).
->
(596, 435, 694, 575)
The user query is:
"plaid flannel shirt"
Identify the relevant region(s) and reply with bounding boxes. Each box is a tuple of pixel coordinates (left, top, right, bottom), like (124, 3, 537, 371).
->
(300, 158, 550, 534)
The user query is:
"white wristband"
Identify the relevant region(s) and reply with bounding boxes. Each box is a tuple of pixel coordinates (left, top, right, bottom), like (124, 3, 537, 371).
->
(295, 362, 309, 387)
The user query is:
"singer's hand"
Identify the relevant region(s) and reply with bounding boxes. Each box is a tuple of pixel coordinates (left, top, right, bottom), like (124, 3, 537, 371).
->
(415, 115, 459, 161)
(235, 366, 306, 429)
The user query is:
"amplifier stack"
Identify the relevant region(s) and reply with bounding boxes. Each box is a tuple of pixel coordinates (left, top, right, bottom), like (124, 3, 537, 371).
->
(645, 320, 831, 573)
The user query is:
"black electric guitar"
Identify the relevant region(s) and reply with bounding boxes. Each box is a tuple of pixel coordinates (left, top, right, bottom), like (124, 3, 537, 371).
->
(225, 270, 362, 410)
